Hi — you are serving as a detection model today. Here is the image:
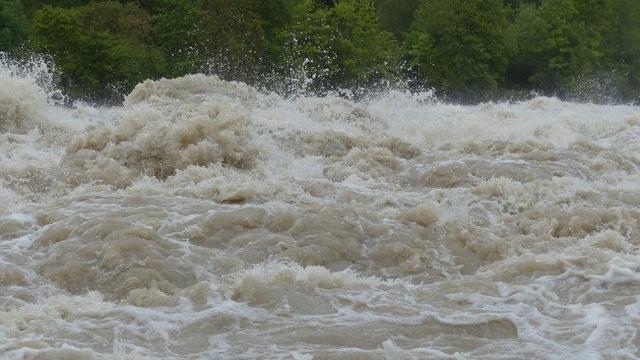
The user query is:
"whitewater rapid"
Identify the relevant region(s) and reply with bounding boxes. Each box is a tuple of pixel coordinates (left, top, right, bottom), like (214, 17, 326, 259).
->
(1, 60, 640, 359)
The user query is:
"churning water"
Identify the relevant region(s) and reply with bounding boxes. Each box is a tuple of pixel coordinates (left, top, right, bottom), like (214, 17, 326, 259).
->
(1, 59, 640, 359)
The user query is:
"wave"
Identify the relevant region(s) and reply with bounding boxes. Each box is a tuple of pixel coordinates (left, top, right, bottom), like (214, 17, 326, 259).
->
(1, 58, 640, 359)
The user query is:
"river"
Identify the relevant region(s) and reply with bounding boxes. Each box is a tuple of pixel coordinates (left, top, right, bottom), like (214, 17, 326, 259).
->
(1, 60, 639, 359)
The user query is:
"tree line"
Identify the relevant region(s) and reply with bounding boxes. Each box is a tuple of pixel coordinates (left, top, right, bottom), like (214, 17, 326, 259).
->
(1, 0, 639, 103)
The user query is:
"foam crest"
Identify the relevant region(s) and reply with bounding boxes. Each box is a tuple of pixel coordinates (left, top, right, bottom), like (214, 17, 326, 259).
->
(0, 59, 49, 134)
(63, 80, 259, 187)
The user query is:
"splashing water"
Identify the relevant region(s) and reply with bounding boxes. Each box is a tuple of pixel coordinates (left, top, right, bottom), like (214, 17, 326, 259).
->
(1, 59, 640, 360)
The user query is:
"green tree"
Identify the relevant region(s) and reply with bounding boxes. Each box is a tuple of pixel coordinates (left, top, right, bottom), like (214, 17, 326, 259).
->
(283, 0, 400, 92)
(598, 0, 640, 100)
(33, 1, 165, 101)
(193, 0, 267, 83)
(0, 0, 31, 52)
(258, 0, 297, 61)
(152, 0, 204, 76)
(21, 0, 90, 13)
(503, 0, 541, 10)
(506, 0, 602, 93)
(406, 0, 509, 98)
(155, 0, 300, 84)
(8, 0, 639, 102)
(375, 0, 419, 38)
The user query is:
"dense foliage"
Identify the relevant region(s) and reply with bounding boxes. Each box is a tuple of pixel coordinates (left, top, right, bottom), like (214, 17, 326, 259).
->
(406, 0, 509, 98)
(1, 0, 638, 103)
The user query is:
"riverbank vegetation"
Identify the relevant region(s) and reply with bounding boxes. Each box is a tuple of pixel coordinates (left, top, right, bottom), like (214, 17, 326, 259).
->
(1, 0, 638, 103)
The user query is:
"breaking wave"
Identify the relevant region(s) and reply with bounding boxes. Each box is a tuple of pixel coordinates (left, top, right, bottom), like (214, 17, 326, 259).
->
(1, 59, 640, 359)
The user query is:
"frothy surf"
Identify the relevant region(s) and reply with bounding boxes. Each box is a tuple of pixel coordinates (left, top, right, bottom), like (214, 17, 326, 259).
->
(1, 59, 640, 359)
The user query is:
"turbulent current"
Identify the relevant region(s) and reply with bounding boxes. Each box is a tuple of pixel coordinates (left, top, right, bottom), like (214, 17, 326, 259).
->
(1, 61, 640, 360)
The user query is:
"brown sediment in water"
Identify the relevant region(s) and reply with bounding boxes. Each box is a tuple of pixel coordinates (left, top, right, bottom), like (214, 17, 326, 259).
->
(1, 69, 640, 359)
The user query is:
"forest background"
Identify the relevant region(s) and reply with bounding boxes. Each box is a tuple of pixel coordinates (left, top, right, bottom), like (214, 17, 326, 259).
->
(1, 0, 639, 103)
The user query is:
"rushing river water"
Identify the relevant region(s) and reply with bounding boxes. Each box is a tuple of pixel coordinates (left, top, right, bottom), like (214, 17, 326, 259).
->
(1, 60, 640, 360)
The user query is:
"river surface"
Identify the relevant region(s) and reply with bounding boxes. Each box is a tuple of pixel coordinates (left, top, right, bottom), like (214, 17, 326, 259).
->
(1, 61, 640, 359)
